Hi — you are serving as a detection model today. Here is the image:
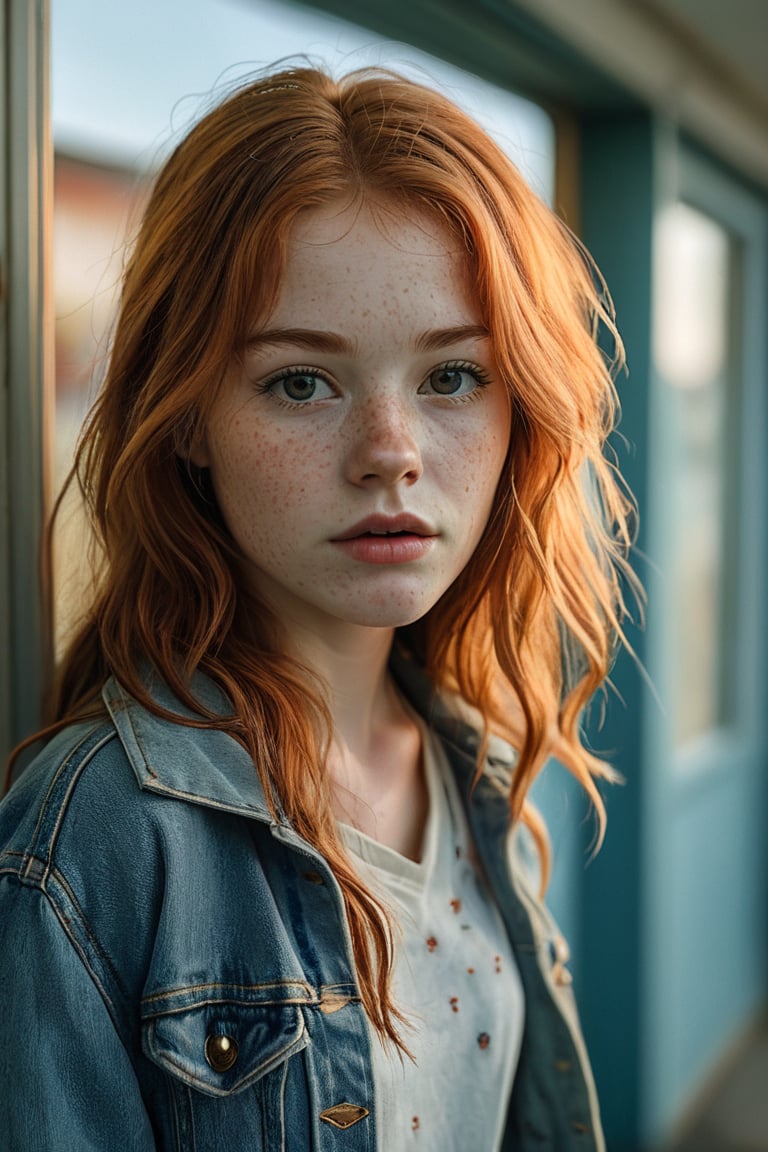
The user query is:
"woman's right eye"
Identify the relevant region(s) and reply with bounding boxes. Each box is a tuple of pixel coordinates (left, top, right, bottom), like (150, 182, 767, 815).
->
(262, 371, 335, 404)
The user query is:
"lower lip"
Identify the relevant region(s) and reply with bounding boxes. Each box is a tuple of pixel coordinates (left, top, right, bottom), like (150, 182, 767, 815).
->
(332, 535, 436, 564)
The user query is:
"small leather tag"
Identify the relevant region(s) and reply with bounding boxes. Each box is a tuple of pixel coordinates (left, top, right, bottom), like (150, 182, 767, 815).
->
(319, 992, 353, 1015)
(319, 1102, 370, 1129)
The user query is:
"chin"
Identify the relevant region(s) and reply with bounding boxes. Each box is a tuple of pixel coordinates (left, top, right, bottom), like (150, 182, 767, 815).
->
(335, 595, 441, 631)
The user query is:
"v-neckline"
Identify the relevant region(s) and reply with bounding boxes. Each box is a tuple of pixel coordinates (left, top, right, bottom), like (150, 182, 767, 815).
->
(338, 716, 443, 889)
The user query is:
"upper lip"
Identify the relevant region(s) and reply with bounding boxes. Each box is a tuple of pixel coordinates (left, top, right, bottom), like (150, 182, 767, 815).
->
(332, 513, 436, 541)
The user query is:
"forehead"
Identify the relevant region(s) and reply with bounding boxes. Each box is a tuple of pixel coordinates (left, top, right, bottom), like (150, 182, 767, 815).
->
(266, 199, 480, 329)
(290, 197, 461, 257)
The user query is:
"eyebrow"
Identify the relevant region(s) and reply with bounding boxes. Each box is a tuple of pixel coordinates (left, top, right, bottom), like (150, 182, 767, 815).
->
(415, 324, 490, 351)
(244, 324, 490, 356)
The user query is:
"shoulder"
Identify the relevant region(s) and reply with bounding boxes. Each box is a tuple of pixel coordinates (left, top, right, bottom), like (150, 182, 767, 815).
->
(0, 715, 160, 1024)
(0, 677, 273, 942)
(0, 682, 285, 1017)
(2, 677, 273, 869)
(0, 713, 172, 965)
(0, 717, 129, 870)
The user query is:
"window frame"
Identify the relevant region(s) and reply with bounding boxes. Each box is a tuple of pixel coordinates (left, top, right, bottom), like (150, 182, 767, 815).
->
(0, 0, 53, 768)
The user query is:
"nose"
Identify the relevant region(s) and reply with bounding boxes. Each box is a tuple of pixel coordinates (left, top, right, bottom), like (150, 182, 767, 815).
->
(344, 395, 423, 488)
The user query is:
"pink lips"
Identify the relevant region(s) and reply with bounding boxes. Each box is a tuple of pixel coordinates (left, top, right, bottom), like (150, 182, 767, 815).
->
(331, 513, 436, 564)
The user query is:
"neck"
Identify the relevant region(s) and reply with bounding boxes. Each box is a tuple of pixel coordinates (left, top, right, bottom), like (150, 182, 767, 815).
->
(279, 617, 399, 757)
(280, 617, 426, 857)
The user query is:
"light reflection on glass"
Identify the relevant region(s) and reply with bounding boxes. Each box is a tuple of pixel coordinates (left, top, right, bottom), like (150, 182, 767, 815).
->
(655, 202, 736, 748)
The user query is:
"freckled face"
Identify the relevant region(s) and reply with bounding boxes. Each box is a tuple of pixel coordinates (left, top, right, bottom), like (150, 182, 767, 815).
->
(191, 200, 511, 639)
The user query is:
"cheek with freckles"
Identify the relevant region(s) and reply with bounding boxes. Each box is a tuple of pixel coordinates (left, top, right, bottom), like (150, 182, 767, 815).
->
(209, 411, 336, 568)
(435, 417, 507, 524)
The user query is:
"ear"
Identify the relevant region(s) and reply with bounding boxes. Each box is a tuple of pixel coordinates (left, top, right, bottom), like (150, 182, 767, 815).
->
(186, 434, 211, 469)
(174, 420, 210, 469)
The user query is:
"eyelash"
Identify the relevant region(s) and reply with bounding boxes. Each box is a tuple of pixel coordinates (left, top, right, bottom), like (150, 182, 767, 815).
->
(255, 360, 493, 408)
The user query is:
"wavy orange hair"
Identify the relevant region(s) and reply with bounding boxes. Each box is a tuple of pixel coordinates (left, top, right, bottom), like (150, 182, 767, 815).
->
(37, 66, 638, 1049)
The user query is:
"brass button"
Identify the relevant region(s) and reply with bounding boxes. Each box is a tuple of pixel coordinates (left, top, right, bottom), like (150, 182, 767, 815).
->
(205, 1032, 239, 1073)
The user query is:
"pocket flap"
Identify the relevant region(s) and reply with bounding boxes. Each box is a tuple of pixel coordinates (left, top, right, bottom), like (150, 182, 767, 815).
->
(142, 1000, 307, 1097)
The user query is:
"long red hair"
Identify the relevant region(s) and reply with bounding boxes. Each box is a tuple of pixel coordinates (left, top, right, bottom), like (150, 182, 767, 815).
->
(37, 67, 638, 1049)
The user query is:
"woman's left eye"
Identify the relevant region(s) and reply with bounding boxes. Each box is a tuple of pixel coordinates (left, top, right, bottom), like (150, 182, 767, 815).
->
(420, 362, 491, 398)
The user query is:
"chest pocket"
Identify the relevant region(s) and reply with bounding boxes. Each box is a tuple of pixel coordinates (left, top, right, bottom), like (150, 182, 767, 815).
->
(143, 998, 307, 1096)
(142, 996, 310, 1151)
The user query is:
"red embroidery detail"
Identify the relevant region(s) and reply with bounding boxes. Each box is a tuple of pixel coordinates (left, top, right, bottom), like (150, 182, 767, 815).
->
(449, 996, 460, 1013)
(467, 967, 475, 974)
(412, 1116, 420, 1131)
(478, 1032, 491, 1050)
(449, 898, 462, 914)
(426, 936, 438, 952)
(494, 954, 502, 973)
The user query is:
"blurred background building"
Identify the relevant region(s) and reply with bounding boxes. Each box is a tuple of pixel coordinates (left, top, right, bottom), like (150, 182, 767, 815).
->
(1, 1, 766, 1148)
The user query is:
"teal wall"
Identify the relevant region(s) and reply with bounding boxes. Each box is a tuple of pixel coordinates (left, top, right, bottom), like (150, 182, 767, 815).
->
(575, 112, 655, 1150)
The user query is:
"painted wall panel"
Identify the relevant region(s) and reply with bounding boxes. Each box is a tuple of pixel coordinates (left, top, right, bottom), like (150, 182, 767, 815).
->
(577, 110, 656, 1151)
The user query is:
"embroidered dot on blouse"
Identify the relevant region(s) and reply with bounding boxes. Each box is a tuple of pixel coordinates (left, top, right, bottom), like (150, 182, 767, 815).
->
(478, 1032, 491, 1050)
(450, 898, 462, 914)
(426, 936, 438, 952)
(449, 996, 460, 1013)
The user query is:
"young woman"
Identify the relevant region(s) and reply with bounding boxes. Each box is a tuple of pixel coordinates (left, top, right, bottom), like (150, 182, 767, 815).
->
(0, 65, 637, 1150)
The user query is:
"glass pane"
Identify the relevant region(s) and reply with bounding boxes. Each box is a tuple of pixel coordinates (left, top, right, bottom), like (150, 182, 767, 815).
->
(53, 158, 150, 653)
(51, 0, 555, 655)
(655, 202, 738, 748)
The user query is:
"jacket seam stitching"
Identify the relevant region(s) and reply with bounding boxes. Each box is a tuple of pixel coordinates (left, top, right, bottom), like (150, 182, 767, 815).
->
(22, 728, 117, 886)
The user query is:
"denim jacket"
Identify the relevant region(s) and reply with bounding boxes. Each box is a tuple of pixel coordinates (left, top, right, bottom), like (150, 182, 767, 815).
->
(0, 658, 604, 1151)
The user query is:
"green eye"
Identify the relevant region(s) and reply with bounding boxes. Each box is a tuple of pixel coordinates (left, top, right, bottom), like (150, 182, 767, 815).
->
(429, 367, 467, 395)
(422, 362, 491, 398)
(262, 370, 336, 404)
(282, 374, 320, 401)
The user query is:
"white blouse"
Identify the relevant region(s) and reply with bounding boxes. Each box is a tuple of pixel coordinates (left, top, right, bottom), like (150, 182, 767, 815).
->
(340, 722, 525, 1151)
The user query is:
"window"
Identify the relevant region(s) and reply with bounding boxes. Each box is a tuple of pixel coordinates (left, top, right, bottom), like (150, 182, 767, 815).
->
(654, 202, 740, 748)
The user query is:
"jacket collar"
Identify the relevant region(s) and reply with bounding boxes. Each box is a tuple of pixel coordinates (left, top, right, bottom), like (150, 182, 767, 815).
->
(103, 673, 278, 823)
(103, 650, 516, 820)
